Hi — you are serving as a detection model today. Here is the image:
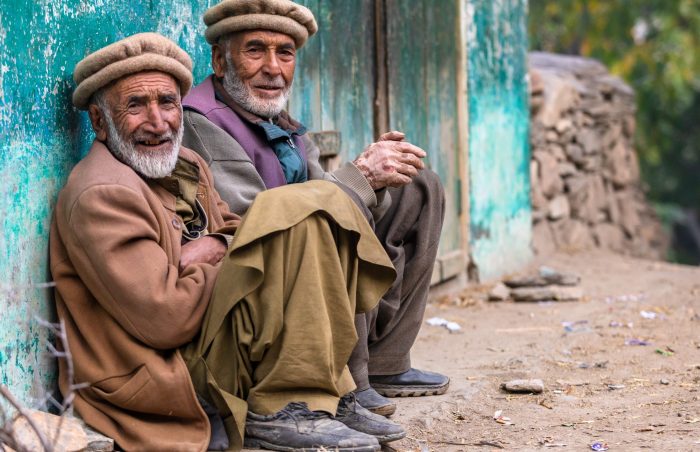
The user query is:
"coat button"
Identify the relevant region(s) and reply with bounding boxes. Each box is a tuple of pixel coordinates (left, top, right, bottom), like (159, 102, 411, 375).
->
(172, 218, 181, 230)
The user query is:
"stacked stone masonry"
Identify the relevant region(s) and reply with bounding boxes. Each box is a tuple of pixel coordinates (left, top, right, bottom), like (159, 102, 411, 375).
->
(529, 52, 668, 259)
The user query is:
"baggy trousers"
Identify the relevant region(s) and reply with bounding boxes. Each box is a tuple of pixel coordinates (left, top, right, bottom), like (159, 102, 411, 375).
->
(348, 169, 446, 390)
(181, 181, 395, 451)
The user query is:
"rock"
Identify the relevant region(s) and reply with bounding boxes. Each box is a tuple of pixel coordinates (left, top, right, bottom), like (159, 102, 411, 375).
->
(11, 410, 114, 452)
(548, 195, 570, 220)
(558, 162, 577, 177)
(548, 143, 567, 161)
(618, 193, 641, 236)
(501, 379, 545, 393)
(531, 221, 557, 256)
(577, 128, 601, 154)
(552, 219, 595, 250)
(531, 69, 580, 127)
(511, 286, 583, 302)
(565, 143, 586, 165)
(545, 130, 559, 142)
(534, 151, 563, 198)
(660, 379, 670, 385)
(488, 282, 511, 301)
(505, 267, 580, 288)
(555, 118, 573, 133)
(605, 141, 635, 187)
(593, 223, 626, 252)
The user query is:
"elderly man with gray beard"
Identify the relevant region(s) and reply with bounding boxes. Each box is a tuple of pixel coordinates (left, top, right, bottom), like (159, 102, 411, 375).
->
(183, 0, 448, 419)
(50, 32, 410, 452)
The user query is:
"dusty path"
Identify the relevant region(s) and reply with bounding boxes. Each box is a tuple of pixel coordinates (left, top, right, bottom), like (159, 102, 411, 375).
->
(389, 251, 700, 451)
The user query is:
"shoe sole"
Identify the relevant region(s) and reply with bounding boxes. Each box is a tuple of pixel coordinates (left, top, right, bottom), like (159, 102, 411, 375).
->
(244, 437, 380, 452)
(376, 431, 407, 444)
(371, 381, 450, 398)
(366, 403, 396, 417)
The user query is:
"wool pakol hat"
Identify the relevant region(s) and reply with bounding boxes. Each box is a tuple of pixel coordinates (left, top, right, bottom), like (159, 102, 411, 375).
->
(204, 0, 317, 48)
(72, 32, 193, 110)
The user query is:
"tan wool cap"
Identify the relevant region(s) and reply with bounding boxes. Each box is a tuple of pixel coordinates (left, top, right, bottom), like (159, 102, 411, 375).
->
(72, 32, 193, 110)
(204, 0, 317, 48)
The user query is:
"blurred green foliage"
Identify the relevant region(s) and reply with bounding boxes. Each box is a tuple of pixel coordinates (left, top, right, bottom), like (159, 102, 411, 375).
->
(529, 0, 700, 208)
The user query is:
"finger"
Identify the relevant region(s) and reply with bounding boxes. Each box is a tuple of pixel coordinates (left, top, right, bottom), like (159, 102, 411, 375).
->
(378, 131, 405, 142)
(394, 162, 419, 178)
(397, 152, 425, 169)
(395, 142, 427, 158)
(385, 173, 413, 188)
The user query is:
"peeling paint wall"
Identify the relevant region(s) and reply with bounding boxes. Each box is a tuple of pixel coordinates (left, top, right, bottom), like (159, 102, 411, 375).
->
(467, 0, 532, 281)
(0, 0, 215, 407)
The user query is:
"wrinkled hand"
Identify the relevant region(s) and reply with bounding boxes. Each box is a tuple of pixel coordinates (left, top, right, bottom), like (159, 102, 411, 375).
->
(353, 131, 426, 190)
(179, 236, 227, 272)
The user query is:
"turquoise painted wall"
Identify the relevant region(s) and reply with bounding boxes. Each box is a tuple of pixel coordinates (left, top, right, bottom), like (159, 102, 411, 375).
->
(467, 0, 532, 281)
(0, 0, 216, 408)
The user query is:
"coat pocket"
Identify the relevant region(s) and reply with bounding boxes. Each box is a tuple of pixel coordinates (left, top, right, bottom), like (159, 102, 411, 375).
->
(92, 365, 152, 408)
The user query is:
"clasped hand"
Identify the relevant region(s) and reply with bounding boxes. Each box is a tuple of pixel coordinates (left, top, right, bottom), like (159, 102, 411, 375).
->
(353, 131, 427, 190)
(179, 236, 227, 272)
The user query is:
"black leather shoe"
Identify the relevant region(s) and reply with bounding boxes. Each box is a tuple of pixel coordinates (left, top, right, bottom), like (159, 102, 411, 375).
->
(369, 368, 450, 397)
(244, 402, 380, 451)
(335, 393, 405, 444)
(354, 387, 396, 417)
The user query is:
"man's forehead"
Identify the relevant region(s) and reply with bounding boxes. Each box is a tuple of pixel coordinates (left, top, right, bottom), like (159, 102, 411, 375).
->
(233, 29, 296, 47)
(111, 71, 180, 98)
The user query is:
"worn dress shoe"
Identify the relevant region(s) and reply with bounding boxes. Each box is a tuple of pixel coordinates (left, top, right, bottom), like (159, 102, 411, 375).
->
(335, 393, 406, 443)
(244, 402, 380, 451)
(354, 387, 396, 416)
(369, 368, 450, 397)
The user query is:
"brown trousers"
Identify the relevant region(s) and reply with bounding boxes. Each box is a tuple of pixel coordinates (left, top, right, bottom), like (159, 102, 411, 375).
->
(181, 181, 395, 451)
(348, 169, 446, 390)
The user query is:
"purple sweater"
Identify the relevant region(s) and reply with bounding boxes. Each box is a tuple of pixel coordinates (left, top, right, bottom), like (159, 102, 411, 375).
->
(182, 75, 307, 189)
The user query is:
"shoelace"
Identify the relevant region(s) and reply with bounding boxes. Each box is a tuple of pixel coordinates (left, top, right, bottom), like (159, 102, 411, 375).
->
(278, 402, 328, 432)
(338, 393, 358, 415)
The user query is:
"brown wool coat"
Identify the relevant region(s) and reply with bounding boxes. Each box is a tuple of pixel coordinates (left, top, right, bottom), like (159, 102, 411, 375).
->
(50, 140, 240, 451)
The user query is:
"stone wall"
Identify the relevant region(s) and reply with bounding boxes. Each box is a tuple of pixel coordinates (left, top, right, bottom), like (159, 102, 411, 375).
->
(529, 52, 667, 259)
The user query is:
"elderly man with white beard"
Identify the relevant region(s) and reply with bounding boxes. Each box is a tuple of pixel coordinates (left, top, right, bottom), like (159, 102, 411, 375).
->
(182, 0, 448, 419)
(50, 33, 408, 452)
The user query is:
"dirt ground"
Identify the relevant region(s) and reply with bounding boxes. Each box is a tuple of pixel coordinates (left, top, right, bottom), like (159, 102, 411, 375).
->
(387, 250, 700, 451)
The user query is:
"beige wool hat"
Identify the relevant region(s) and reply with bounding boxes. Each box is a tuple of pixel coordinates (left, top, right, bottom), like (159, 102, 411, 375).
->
(72, 33, 193, 110)
(204, 0, 318, 48)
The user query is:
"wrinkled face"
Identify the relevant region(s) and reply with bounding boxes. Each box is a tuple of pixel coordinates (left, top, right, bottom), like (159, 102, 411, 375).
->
(213, 30, 296, 117)
(89, 71, 183, 178)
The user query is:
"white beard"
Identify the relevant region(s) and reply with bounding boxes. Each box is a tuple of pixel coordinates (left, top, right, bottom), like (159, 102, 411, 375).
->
(222, 58, 291, 118)
(102, 110, 182, 179)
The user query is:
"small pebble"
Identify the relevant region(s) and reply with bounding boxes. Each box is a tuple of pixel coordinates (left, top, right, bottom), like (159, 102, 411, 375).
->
(660, 378, 670, 385)
(501, 379, 545, 393)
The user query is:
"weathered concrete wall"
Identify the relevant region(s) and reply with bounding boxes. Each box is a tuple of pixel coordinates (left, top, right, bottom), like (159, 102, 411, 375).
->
(0, 0, 215, 407)
(467, 0, 532, 281)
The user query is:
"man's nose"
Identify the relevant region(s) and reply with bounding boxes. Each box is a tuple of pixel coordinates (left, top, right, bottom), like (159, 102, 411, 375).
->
(144, 102, 168, 134)
(261, 50, 282, 77)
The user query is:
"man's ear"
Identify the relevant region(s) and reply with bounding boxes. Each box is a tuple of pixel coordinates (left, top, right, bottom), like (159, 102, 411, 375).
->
(212, 44, 226, 78)
(88, 104, 108, 142)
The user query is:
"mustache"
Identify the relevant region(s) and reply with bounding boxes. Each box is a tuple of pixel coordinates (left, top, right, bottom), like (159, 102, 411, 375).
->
(131, 129, 176, 143)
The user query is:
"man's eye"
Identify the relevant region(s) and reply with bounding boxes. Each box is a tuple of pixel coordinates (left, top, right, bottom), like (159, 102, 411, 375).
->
(127, 103, 142, 113)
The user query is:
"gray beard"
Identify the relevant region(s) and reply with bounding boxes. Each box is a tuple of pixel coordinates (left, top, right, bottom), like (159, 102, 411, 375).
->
(222, 65, 290, 118)
(102, 110, 182, 179)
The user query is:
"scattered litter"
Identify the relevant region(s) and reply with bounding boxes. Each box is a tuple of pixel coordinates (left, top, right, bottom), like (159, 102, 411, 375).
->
(640, 310, 661, 320)
(609, 321, 633, 328)
(426, 317, 461, 333)
(625, 338, 651, 346)
(660, 379, 670, 385)
(604, 293, 646, 303)
(655, 347, 674, 357)
(493, 410, 513, 425)
(590, 441, 609, 451)
(607, 384, 625, 390)
(562, 320, 590, 333)
(501, 379, 545, 394)
(579, 361, 608, 369)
